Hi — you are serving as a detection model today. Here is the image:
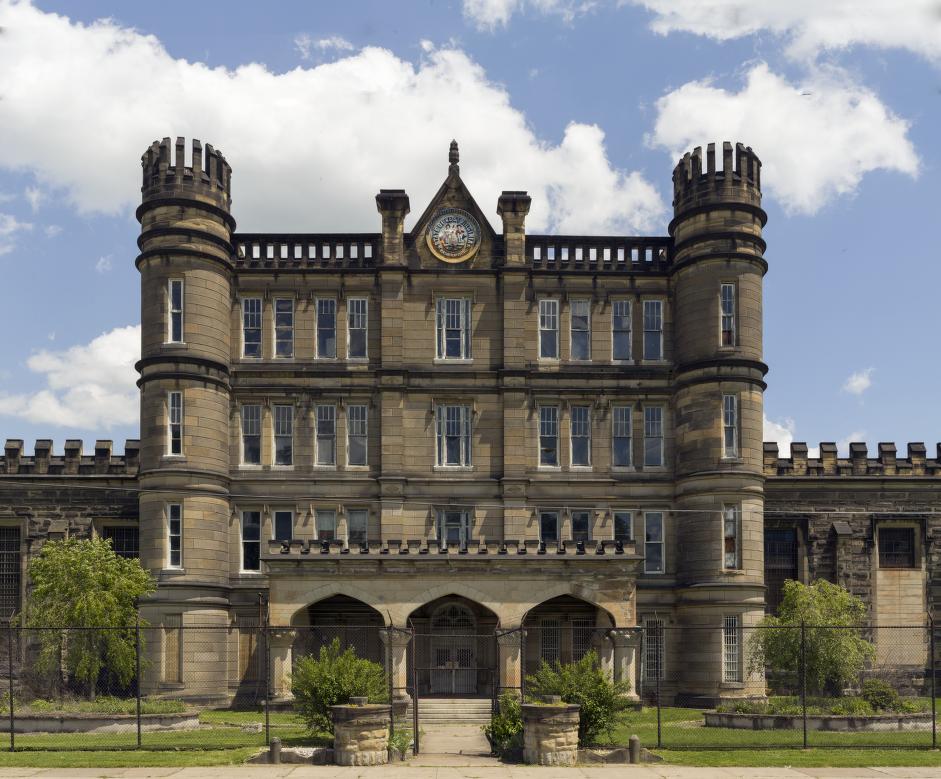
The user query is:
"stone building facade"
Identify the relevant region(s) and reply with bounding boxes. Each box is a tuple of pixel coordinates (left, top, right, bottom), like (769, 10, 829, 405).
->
(0, 137, 938, 706)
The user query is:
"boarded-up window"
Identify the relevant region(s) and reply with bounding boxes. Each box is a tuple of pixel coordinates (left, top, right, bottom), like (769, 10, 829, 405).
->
(163, 615, 182, 683)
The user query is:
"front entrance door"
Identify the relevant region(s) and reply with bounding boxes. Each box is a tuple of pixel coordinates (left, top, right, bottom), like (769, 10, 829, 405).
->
(430, 603, 476, 695)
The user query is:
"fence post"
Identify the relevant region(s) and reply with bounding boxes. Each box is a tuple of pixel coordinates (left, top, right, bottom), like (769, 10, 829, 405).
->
(930, 616, 936, 750)
(411, 630, 419, 756)
(135, 608, 142, 748)
(800, 621, 807, 749)
(7, 621, 13, 753)
(656, 632, 662, 749)
(262, 597, 270, 747)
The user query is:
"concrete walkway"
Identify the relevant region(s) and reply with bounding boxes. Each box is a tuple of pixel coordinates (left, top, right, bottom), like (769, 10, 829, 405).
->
(417, 723, 493, 761)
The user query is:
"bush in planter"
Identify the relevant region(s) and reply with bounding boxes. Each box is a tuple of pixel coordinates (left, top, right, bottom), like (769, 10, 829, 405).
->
(483, 692, 523, 755)
(860, 679, 901, 712)
(524, 650, 631, 746)
(291, 638, 387, 733)
(829, 697, 874, 716)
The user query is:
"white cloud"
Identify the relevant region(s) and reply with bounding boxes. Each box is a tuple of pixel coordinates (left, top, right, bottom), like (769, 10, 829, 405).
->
(843, 367, 874, 396)
(24, 185, 43, 212)
(763, 414, 795, 450)
(463, 0, 596, 30)
(0, 212, 32, 256)
(95, 254, 113, 273)
(0, 2, 665, 235)
(837, 431, 867, 456)
(44, 224, 61, 238)
(294, 33, 354, 61)
(648, 63, 919, 214)
(630, 0, 941, 63)
(0, 324, 140, 429)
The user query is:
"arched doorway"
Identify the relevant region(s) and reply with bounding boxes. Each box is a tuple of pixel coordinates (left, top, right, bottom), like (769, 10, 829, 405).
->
(521, 595, 615, 678)
(292, 594, 385, 667)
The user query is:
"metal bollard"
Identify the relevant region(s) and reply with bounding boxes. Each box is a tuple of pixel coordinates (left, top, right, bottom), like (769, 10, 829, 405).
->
(269, 736, 282, 764)
(628, 734, 640, 764)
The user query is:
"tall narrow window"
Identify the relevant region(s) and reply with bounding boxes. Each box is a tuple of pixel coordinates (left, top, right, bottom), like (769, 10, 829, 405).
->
(347, 509, 368, 546)
(724, 505, 741, 569)
(539, 299, 559, 359)
(347, 405, 368, 466)
(273, 405, 293, 466)
(723, 394, 738, 458)
(167, 391, 182, 455)
(720, 283, 736, 346)
(570, 299, 590, 360)
(241, 405, 261, 465)
(644, 512, 664, 573)
(612, 405, 632, 467)
(167, 503, 182, 568)
(571, 510, 591, 542)
(644, 618, 664, 680)
(435, 405, 472, 466)
(612, 300, 631, 361)
(614, 511, 632, 543)
(242, 298, 262, 358)
(437, 510, 471, 545)
(723, 615, 741, 682)
(316, 510, 337, 541)
(168, 279, 183, 343)
(241, 511, 261, 571)
(273, 510, 293, 543)
(274, 298, 294, 358)
(347, 298, 368, 359)
(540, 619, 561, 664)
(539, 406, 559, 466)
(539, 511, 559, 543)
(643, 300, 663, 360)
(316, 405, 336, 466)
(435, 298, 471, 359)
(317, 299, 337, 358)
(570, 405, 591, 466)
(643, 406, 663, 467)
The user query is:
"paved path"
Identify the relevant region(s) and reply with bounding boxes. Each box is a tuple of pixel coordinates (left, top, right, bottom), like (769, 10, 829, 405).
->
(417, 723, 493, 761)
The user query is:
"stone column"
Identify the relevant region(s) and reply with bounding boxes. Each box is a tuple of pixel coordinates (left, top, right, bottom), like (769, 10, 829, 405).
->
(592, 631, 614, 679)
(609, 628, 640, 701)
(496, 629, 523, 694)
(379, 627, 412, 704)
(268, 628, 295, 701)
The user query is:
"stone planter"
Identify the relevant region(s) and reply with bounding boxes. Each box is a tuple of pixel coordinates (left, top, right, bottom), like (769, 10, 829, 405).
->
(705, 710, 933, 732)
(521, 697, 580, 766)
(330, 698, 391, 766)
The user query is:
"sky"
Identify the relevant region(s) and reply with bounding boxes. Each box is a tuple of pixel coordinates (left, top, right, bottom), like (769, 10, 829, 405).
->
(0, 0, 938, 458)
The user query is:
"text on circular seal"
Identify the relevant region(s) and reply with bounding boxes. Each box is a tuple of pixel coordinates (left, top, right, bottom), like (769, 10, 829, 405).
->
(426, 208, 481, 264)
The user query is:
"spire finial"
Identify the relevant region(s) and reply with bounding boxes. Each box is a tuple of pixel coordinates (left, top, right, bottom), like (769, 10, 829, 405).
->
(449, 139, 459, 174)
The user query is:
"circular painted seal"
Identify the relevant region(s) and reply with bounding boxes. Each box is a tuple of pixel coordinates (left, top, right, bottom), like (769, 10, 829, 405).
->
(426, 208, 481, 264)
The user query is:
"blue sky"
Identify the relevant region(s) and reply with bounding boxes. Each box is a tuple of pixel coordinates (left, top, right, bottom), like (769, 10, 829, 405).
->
(0, 0, 938, 457)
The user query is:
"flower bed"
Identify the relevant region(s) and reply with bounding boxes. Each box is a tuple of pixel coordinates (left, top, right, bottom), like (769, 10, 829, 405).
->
(704, 710, 932, 732)
(9, 710, 200, 734)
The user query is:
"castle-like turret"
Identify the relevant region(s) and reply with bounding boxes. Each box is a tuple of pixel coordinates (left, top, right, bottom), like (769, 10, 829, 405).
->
(669, 142, 767, 701)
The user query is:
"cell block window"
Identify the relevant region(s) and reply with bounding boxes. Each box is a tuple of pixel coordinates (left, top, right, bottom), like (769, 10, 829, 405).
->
(274, 405, 294, 466)
(168, 279, 183, 343)
(721, 283, 736, 346)
(436, 298, 472, 359)
(539, 299, 559, 359)
(437, 510, 471, 545)
(644, 512, 664, 574)
(347, 509, 368, 546)
(570, 405, 591, 466)
(643, 300, 663, 360)
(613, 511, 632, 543)
(644, 618, 664, 680)
(241, 405, 261, 465)
(346, 404, 368, 466)
(539, 511, 559, 544)
(242, 298, 262, 358)
(723, 395, 738, 458)
(317, 299, 337, 358)
(168, 392, 183, 456)
(547, 246, 556, 261)
(723, 615, 741, 682)
(539, 406, 559, 466)
(241, 511, 261, 571)
(643, 406, 663, 467)
(274, 299, 294, 358)
(879, 527, 916, 568)
(273, 511, 293, 543)
(102, 526, 139, 559)
(436, 405, 472, 467)
(350, 244, 359, 259)
(612, 300, 632, 361)
(612, 405, 632, 467)
(724, 506, 741, 569)
(316, 510, 337, 541)
(571, 510, 591, 542)
(167, 503, 182, 569)
(347, 298, 368, 359)
(570, 299, 591, 361)
(540, 619, 561, 665)
(316, 405, 337, 466)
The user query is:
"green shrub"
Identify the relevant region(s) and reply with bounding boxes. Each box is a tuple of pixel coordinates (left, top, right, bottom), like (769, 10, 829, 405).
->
(24, 696, 186, 715)
(829, 697, 874, 716)
(291, 639, 387, 733)
(524, 650, 631, 746)
(483, 692, 523, 755)
(861, 679, 901, 712)
(388, 726, 412, 757)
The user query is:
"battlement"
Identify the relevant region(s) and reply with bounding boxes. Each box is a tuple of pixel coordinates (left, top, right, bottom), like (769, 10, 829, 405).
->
(1, 439, 140, 477)
(763, 442, 941, 477)
(233, 233, 381, 269)
(526, 235, 671, 272)
(673, 141, 762, 212)
(141, 137, 231, 209)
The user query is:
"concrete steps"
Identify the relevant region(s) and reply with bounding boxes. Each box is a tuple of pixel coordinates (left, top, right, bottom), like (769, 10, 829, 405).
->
(415, 697, 492, 725)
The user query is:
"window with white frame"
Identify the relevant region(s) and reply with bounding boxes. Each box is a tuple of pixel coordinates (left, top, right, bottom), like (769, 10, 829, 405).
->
(346, 405, 368, 466)
(614, 511, 632, 543)
(570, 299, 591, 360)
(540, 619, 561, 664)
(273, 405, 293, 466)
(317, 299, 337, 358)
(570, 405, 591, 466)
(242, 298, 262, 358)
(435, 405, 472, 466)
(316, 405, 336, 466)
(571, 510, 591, 542)
(316, 509, 336, 541)
(539, 510, 559, 543)
(241, 511, 261, 571)
(435, 298, 471, 359)
(168, 279, 183, 343)
(722, 394, 738, 458)
(273, 510, 293, 543)
(539, 299, 559, 359)
(347, 509, 368, 546)
(612, 405, 632, 467)
(612, 300, 631, 361)
(720, 283, 736, 346)
(437, 510, 471, 545)
(644, 512, 664, 574)
(347, 298, 368, 359)
(723, 615, 742, 682)
(539, 406, 559, 466)
(274, 298, 294, 358)
(167, 503, 182, 568)
(167, 391, 183, 455)
(643, 300, 663, 360)
(241, 405, 261, 465)
(643, 406, 663, 467)
(724, 505, 741, 569)
(644, 617, 664, 680)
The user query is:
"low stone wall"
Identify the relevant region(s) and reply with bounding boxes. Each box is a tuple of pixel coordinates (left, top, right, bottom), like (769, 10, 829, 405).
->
(705, 710, 932, 732)
(331, 698, 390, 766)
(11, 711, 199, 733)
(521, 698, 580, 766)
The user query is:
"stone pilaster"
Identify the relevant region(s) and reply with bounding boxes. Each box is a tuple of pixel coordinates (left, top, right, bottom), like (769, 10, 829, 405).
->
(268, 628, 295, 701)
(609, 628, 640, 701)
(379, 627, 412, 703)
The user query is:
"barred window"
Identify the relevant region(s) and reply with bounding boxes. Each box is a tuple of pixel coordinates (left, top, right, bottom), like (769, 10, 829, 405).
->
(643, 300, 663, 360)
(643, 406, 663, 467)
(241, 511, 261, 571)
(274, 298, 294, 358)
(570, 405, 591, 466)
(612, 300, 631, 361)
(573, 618, 593, 661)
(724, 505, 741, 569)
(723, 395, 738, 458)
(317, 299, 337, 358)
(437, 510, 471, 545)
(0, 527, 20, 621)
(168, 392, 183, 455)
(879, 527, 916, 568)
(539, 299, 559, 359)
(347, 405, 368, 466)
(436, 405, 472, 466)
(539, 511, 560, 543)
(571, 510, 591, 542)
(102, 526, 139, 559)
(273, 510, 293, 543)
(436, 298, 472, 359)
(614, 511, 632, 543)
(242, 298, 262, 358)
(347, 509, 368, 546)
(570, 299, 591, 360)
(167, 504, 182, 569)
(347, 298, 368, 359)
(539, 406, 559, 466)
(612, 405, 632, 467)
(721, 283, 736, 346)
(274, 405, 293, 466)
(168, 279, 183, 343)
(644, 618, 664, 681)
(316, 405, 336, 466)
(723, 615, 742, 682)
(644, 512, 664, 574)
(241, 405, 261, 465)
(316, 510, 337, 541)
(540, 619, 561, 664)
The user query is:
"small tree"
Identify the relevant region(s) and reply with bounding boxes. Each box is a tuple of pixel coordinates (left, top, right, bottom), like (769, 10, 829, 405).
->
(21, 537, 156, 698)
(747, 579, 875, 696)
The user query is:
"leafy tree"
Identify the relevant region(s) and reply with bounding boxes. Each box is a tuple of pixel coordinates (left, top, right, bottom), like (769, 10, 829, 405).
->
(747, 579, 875, 696)
(525, 649, 631, 745)
(20, 537, 156, 698)
(291, 638, 387, 733)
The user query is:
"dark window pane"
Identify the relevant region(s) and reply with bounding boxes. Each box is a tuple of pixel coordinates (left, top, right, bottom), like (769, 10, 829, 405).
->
(349, 329, 367, 358)
(571, 331, 589, 360)
(102, 526, 139, 559)
(540, 513, 559, 543)
(879, 527, 916, 568)
(613, 437, 631, 467)
(274, 512, 293, 542)
(349, 436, 367, 466)
(572, 511, 590, 541)
(614, 513, 632, 543)
(244, 435, 261, 465)
(572, 437, 589, 466)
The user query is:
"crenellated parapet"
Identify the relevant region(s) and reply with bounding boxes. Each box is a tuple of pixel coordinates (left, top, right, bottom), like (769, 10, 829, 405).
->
(1, 439, 141, 476)
(763, 441, 941, 477)
(672, 141, 762, 212)
(141, 136, 231, 211)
